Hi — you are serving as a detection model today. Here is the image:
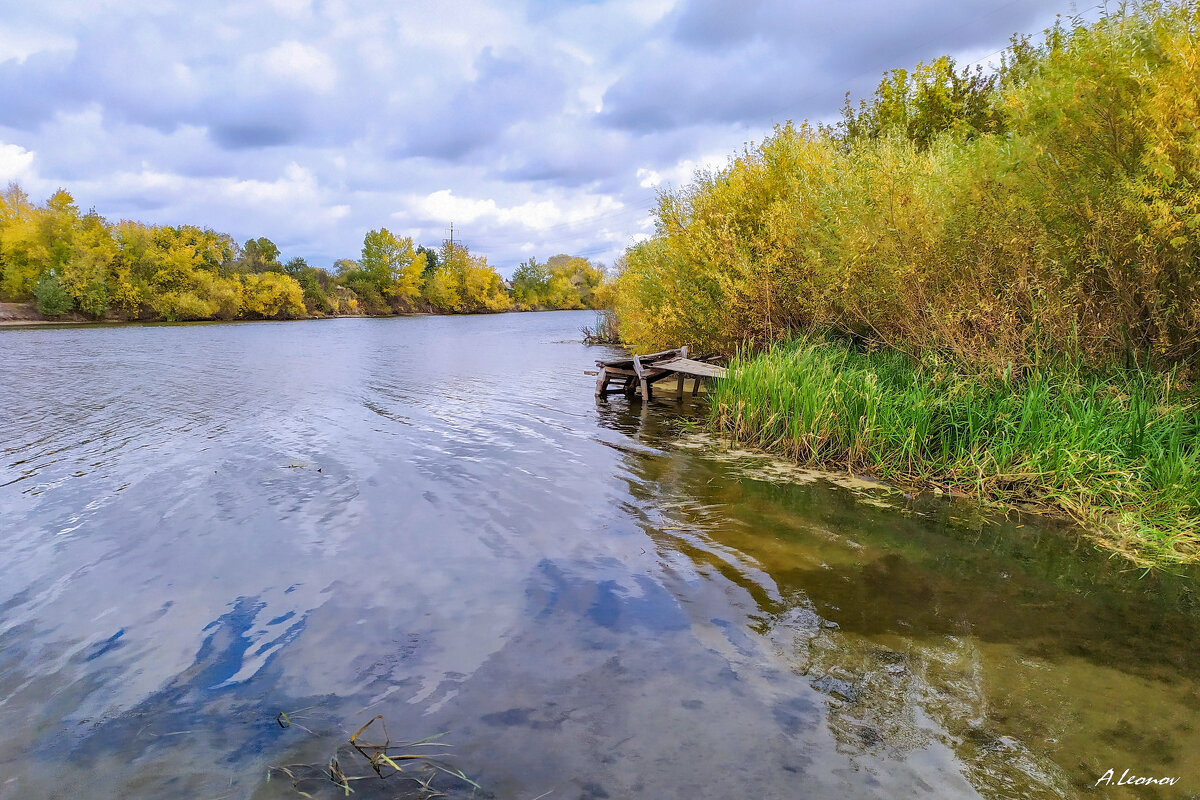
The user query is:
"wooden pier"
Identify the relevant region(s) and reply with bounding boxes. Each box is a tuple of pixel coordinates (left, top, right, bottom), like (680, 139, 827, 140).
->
(595, 347, 727, 400)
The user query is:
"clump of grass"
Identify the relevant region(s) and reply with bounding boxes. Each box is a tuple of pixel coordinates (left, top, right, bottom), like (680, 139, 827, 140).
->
(268, 713, 478, 799)
(710, 337, 1200, 566)
(582, 309, 621, 345)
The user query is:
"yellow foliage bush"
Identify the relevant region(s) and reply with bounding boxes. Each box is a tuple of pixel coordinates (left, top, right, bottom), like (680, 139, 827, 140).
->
(616, 2, 1200, 374)
(241, 272, 306, 319)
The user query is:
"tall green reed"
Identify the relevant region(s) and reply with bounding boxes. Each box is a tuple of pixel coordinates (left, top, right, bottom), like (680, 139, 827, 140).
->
(711, 337, 1200, 565)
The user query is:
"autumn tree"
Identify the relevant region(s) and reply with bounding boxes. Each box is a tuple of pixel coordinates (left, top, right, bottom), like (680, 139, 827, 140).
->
(511, 258, 550, 308)
(840, 56, 1006, 150)
(422, 241, 510, 312)
(546, 254, 605, 308)
(416, 244, 440, 276)
(361, 228, 425, 308)
(236, 237, 282, 273)
(0, 184, 51, 301)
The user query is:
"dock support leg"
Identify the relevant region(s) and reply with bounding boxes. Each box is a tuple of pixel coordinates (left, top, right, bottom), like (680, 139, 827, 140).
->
(595, 367, 609, 398)
(633, 354, 649, 402)
(692, 377, 701, 396)
(676, 372, 685, 400)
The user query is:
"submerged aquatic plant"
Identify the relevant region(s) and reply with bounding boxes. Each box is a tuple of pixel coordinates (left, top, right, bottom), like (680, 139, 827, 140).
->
(268, 713, 479, 799)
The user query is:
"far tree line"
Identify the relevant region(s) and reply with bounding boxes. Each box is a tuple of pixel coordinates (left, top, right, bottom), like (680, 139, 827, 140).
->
(0, 183, 611, 322)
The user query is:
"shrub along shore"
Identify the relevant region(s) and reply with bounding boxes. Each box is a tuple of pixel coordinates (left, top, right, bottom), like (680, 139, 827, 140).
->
(612, 3, 1200, 566)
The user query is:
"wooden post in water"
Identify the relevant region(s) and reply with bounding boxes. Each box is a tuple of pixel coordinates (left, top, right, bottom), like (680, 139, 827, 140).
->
(676, 345, 688, 399)
(633, 354, 650, 401)
(594, 367, 609, 398)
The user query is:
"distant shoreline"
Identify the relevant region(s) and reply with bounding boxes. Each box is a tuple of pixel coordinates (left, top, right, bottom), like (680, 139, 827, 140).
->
(0, 301, 598, 329)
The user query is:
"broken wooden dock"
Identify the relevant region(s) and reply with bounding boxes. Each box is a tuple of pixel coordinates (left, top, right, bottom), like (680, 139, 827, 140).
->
(595, 347, 727, 400)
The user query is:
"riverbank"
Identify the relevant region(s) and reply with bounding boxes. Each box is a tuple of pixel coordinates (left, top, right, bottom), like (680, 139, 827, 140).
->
(708, 338, 1200, 567)
(0, 302, 92, 326)
(0, 301, 594, 328)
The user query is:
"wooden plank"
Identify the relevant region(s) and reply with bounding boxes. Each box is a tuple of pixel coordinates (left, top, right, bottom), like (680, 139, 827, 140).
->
(597, 348, 683, 370)
(651, 357, 728, 378)
(635, 348, 683, 362)
(597, 359, 634, 369)
(594, 367, 608, 398)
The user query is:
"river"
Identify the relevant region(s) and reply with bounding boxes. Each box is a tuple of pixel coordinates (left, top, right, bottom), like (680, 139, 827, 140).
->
(0, 311, 1197, 799)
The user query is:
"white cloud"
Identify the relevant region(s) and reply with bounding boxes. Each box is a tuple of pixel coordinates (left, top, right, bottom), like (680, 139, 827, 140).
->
(624, 0, 677, 25)
(659, 152, 730, 187)
(247, 41, 337, 94)
(263, 0, 313, 20)
(0, 27, 75, 64)
(408, 189, 625, 233)
(0, 141, 36, 183)
(226, 162, 317, 205)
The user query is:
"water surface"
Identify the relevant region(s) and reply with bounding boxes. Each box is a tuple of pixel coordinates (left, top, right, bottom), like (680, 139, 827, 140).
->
(1, 312, 1197, 799)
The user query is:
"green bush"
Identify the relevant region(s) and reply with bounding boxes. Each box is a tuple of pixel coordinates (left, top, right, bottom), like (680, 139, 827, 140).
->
(33, 273, 74, 316)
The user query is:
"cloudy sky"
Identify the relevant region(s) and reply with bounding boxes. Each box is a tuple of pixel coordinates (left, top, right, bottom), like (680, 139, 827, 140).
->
(0, 0, 1094, 275)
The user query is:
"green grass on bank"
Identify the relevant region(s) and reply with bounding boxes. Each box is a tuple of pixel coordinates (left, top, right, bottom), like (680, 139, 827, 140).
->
(709, 338, 1200, 566)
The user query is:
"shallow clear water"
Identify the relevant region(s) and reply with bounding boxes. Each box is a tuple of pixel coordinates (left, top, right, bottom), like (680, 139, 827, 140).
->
(1, 311, 1197, 800)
